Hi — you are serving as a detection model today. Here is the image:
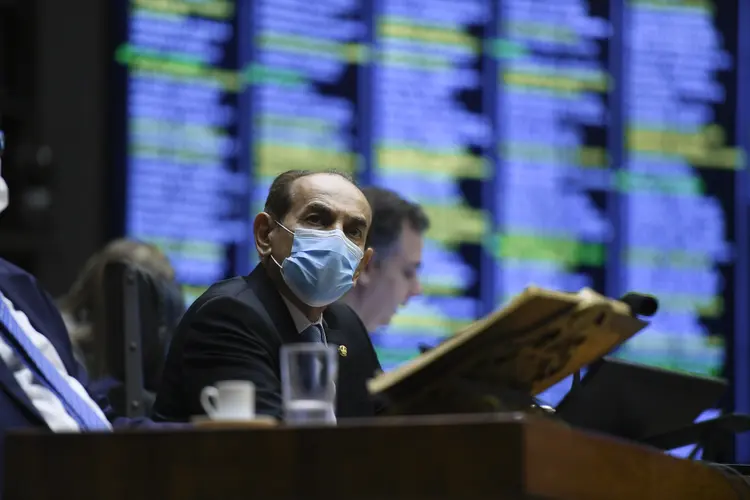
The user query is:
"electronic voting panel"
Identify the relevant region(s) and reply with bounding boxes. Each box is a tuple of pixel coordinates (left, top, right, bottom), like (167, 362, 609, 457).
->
(368, 0, 490, 369)
(113, 1, 247, 302)
(111, 1, 750, 457)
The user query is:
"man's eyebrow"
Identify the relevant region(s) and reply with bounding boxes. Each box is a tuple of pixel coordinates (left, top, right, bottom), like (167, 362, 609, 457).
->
(303, 202, 334, 213)
(348, 214, 368, 227)
(303, 202, 367, 227)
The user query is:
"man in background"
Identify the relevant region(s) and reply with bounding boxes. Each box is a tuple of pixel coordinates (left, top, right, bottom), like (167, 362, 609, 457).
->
(154, 169, 383, 421)
(342, 187, 429, 332)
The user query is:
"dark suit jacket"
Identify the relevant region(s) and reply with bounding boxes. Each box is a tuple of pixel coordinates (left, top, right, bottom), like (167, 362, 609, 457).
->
(0, 258, 168, 491)
(153, 264, 383, 421)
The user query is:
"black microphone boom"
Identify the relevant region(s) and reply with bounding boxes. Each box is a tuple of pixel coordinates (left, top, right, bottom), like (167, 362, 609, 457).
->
(619, 292, 659, 317)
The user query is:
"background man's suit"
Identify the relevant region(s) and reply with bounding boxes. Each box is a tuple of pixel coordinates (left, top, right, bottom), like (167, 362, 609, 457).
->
(0, 258, 159, 489)
(154, 264, 383, 421)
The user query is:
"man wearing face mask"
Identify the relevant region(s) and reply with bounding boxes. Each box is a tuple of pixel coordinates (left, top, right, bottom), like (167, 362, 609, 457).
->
(153, 169, 383, 421)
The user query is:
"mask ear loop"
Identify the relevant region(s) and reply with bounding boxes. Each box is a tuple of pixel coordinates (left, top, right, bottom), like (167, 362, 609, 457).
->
(270, 254, 283, 270)
(270, 218, 294, 270)
(275, 219, 294, 236)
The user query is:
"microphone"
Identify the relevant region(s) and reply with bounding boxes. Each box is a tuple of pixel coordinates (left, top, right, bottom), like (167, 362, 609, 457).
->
(418, 344, 432, 354)
(618, 292, 659, 317)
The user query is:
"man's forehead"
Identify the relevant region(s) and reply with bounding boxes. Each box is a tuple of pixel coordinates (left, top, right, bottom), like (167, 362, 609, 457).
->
(291, 174, 371, 220)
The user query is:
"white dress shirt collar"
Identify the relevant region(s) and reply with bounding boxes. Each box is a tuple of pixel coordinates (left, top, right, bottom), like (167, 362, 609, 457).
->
(280, 295, 322, 334)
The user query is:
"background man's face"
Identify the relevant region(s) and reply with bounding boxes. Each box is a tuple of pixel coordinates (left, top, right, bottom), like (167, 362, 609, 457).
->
(363, 222, 423, 329)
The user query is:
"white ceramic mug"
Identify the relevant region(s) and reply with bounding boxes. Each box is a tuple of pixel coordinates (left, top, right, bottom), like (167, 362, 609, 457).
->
(200, 380, 256, 421)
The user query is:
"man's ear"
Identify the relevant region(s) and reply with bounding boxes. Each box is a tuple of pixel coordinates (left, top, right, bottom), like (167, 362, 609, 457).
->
(254, 212, 274, 259)
(353, 248, 374, 285)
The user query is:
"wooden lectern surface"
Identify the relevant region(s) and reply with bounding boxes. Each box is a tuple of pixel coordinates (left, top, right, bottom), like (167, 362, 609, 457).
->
(5, 414, 743, 500)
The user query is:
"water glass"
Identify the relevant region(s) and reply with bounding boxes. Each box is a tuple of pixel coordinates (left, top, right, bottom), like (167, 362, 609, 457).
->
(280, 343, 338, 425)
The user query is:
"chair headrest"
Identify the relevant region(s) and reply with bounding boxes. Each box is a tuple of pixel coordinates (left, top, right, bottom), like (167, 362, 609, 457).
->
(101, 261, 185, 391)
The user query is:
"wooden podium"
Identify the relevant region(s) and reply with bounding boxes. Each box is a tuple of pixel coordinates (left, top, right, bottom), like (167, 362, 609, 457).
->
(4, 414, 742, 499)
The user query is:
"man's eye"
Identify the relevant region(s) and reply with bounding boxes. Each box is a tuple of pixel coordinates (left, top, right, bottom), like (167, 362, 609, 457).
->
(306, 215, 322, 225)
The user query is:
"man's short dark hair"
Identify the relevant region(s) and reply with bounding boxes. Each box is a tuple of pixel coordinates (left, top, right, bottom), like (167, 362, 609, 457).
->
(264, 169, 355, 220)
(362, 187, 429, 254)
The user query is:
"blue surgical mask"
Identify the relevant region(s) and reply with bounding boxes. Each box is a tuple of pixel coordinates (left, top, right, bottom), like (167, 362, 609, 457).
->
(271, 221, 364, 307)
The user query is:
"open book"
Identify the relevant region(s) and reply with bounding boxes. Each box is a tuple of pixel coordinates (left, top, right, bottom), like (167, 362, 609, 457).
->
(368, 287, 650, 415)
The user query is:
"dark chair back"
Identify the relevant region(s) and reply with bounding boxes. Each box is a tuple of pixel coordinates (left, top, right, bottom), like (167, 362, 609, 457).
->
(100, 261, 184, 417)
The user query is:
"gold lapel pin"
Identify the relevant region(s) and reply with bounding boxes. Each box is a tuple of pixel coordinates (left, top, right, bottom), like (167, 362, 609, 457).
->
(338, 345, 348, 357)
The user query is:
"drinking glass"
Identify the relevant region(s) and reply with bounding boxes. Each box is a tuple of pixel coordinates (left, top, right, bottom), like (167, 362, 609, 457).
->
(280, 343, 338, 425)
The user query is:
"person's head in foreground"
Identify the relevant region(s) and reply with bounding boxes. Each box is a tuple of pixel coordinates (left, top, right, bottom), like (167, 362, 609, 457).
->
(253, 169, 374, 321)
(342, 187, 429, 332)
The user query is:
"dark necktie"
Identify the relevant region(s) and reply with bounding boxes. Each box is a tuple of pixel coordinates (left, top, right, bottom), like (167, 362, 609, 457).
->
(299, 324, 325, 391)
(301, 324, 324, 344)
(0, 298, 110, 430)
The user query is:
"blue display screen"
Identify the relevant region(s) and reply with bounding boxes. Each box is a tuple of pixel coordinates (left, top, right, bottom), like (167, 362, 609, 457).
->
(113, 0, 750, 458)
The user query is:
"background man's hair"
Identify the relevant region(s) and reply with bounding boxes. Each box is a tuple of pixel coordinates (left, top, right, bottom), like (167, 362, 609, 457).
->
(361, 187, 429, 255)
(264, 169, 355, 220)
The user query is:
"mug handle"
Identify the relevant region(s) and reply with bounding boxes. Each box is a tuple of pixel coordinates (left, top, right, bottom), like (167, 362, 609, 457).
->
(200, 386, 220, 418)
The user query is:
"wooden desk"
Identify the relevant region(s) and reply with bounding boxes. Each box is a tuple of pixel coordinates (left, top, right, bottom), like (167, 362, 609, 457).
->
(5, 413, 743, 499)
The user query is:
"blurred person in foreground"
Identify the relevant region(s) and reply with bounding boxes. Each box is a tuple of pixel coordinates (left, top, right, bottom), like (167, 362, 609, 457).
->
(342, 187, 428, 332)
(59, 238, 184, 415)
(0, 130, 178, 488)
(154, 169, 383, 422)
